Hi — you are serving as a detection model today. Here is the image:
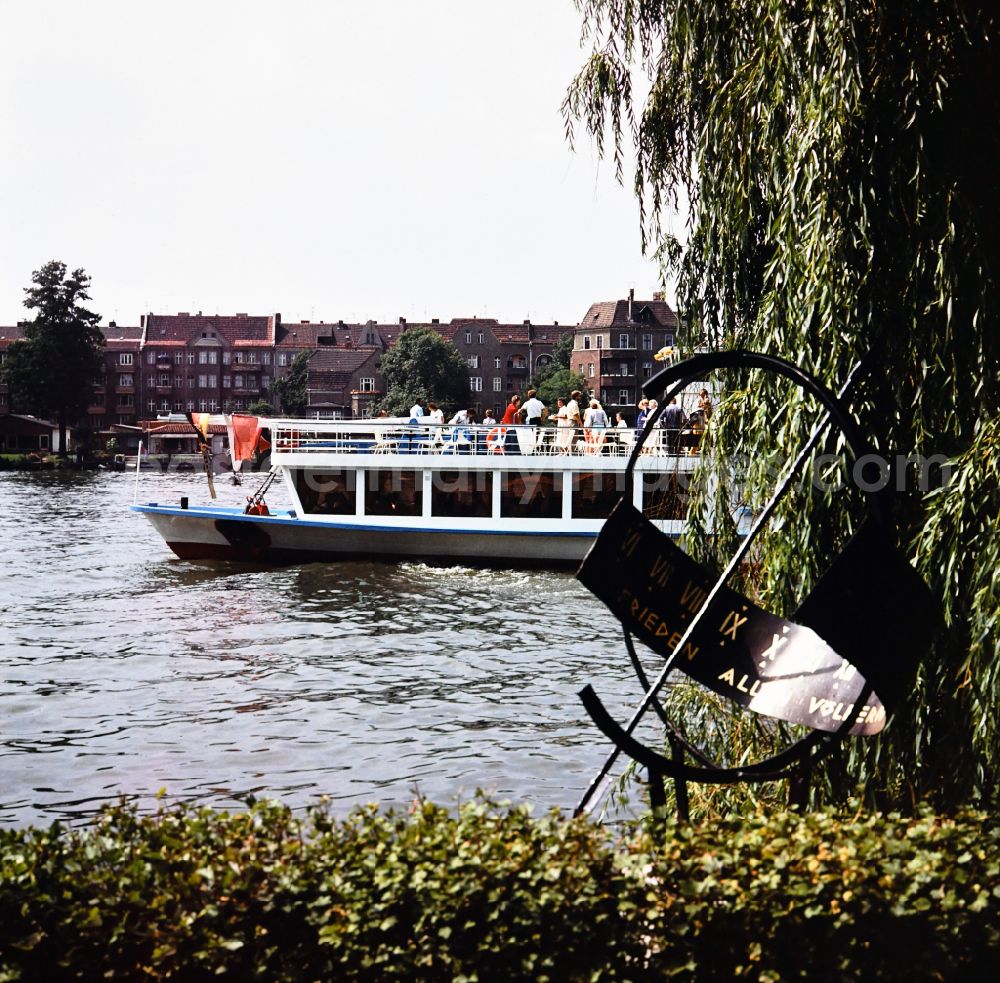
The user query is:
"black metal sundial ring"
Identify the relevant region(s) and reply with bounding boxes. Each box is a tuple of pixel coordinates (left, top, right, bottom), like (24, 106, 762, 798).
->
(574, 349, 939, 817)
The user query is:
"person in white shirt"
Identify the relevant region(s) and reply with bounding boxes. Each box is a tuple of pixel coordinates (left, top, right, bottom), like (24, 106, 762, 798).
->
(521, 389, 546, 426)
(427, 402, 445, 425)
(408, 398, 425, 419)
(449, 408, 470, 425)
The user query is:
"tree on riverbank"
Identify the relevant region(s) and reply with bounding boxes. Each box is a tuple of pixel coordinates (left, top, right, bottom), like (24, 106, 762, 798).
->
(378, 326, 469, 416)
(268, 350, 311, 415)
(4, 261, 104, 456)
(565, 1, 999, 807)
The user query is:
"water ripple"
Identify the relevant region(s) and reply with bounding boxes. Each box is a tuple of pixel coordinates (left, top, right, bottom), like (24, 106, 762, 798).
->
(0, 470, 647, 826)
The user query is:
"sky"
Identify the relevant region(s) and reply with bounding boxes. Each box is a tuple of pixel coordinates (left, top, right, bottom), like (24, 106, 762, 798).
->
(0, 0, 673, 329)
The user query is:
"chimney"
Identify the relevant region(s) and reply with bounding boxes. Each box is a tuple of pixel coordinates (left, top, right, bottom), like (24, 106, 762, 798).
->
(399, 317, 406, 326)
(109, 320, 117, 328)
(432, 318, 439, 324)
(628, 288, 634, 321)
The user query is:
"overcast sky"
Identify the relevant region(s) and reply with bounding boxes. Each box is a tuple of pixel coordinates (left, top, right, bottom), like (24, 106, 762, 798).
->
(0, 1, 669, 328)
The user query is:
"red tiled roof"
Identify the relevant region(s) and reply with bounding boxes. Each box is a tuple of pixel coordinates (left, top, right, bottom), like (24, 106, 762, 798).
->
(138, 419, 228, 435)
(144, 313, 277, 346)
(577, 299, 678, 329)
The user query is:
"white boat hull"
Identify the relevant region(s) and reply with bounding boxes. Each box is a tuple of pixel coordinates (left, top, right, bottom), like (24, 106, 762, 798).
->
(134, 505, 599, 567)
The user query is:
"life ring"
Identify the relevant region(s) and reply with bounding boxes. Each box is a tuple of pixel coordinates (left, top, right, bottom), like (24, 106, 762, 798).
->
(486, 427, 506, 454)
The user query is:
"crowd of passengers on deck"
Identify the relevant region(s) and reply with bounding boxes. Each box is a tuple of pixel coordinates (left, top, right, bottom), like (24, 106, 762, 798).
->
(381, 388, 712, 457)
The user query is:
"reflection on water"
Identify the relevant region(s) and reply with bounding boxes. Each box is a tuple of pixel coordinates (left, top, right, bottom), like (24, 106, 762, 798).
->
(0, 470, 657, 826)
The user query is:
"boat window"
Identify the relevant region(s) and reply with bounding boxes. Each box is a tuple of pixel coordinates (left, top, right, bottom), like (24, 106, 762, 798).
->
(431, 470, 492, 518)
(296, 468, 357, 516)
(572, 471, 625, 519)
(365, 469, 423, 517)
(499, 471, 562, 519)
(641, 472, 689, 520)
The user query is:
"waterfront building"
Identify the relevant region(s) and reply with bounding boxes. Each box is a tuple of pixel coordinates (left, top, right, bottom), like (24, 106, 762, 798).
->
(4, 297, 666, 432)
(571, 290, 680, 423)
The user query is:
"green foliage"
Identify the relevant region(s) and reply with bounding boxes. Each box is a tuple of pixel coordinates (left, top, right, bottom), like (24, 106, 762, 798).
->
(378, 326, 469, 415)
(565, 1, 1000, 807)
(4, 261, 104, 455)
(0, 798, 997, 981)
(534, 367, 589, 415)
(268, 350, 311, 416)
(246, 399, 274, 416)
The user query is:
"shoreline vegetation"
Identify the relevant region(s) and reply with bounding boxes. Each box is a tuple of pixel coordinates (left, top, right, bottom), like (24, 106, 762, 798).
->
(1, 796, 996, 980)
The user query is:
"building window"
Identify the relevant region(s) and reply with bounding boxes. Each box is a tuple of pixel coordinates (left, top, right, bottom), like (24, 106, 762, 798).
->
(174, 400, 184, 411)
(642, 333, 653, 350)
(493, 376, 503, 391)
(620, 362, 629, 376)
(468, 355, 480, 368)
(186, 400, 194, 412)
(278, 352, 289, 366)
(222, 351, 231, 365)
(199, 399, 208, 412)
(262, 352, 271, 365)
(494, 356, 501, 368)
(642, 361, 653, 378)
(119, 353, 133, 366)
(119, 374, 133, 387)
(478, 332, 484, 344)
(158, 373, 171, 386)
(470, 377, 483, 392)
(223, 376, 231, 388)
(187, 352, 195, 365)
(147, 351, 156, 365)
(619, 333, 630, 348)
(583, 336, 591, 350)
(147, 399, 156, 412)
(465, 331, 472, 343)
(187, 375, 195, 388)
(207, 351, 216, 364)
(208, 400, 218, 412)
(588, 363, 595, 378)
(596, 335, 604, 349)
(360, 377, 375, 392)
(198, 351, 207, 365)
(174, 353, 184, 365)
(247, 352, 256, 364)
(619, 388, 631, 405)
(261, 374, 270, 388)
(198, 374, 208, 388)
(234, 374, 244, 388)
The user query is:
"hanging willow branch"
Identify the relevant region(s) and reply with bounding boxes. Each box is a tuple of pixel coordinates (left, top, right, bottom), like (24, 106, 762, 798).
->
(564, 0, 1000, 808)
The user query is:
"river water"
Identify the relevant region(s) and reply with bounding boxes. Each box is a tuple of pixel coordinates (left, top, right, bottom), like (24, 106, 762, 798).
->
(0, 468, 661, 827)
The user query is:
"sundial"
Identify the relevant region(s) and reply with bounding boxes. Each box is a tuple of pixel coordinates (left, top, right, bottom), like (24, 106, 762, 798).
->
(574, 351, 940, 818)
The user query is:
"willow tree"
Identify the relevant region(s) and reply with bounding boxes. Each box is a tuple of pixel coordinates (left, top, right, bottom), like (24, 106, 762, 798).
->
(565, 1, 999, 807)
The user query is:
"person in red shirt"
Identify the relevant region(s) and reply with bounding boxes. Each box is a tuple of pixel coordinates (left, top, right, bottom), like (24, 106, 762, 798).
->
(501, 395, 521, 424)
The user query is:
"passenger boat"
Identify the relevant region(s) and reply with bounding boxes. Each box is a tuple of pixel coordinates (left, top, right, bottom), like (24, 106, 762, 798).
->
(132, 416, 699, 567)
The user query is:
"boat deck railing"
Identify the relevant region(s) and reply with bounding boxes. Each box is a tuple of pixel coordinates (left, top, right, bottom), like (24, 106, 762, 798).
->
(269, 420, 703, 459)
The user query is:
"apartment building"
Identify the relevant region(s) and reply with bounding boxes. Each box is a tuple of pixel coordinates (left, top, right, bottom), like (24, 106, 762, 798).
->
(571, 291, 679, 422)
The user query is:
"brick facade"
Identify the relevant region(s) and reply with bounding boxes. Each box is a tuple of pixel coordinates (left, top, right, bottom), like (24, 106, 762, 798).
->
(571, 291, 679, 422)
(3, 296, 660, 427)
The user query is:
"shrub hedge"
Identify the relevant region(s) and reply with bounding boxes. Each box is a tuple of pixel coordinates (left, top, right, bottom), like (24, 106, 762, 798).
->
(0, 798, 997, 981)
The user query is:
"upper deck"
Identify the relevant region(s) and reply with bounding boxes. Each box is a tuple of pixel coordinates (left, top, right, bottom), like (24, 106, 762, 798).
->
(268, 418, 702, 470)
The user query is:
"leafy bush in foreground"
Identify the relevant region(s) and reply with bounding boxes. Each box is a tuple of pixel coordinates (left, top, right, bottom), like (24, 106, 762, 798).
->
(0, 798, 997, 981)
